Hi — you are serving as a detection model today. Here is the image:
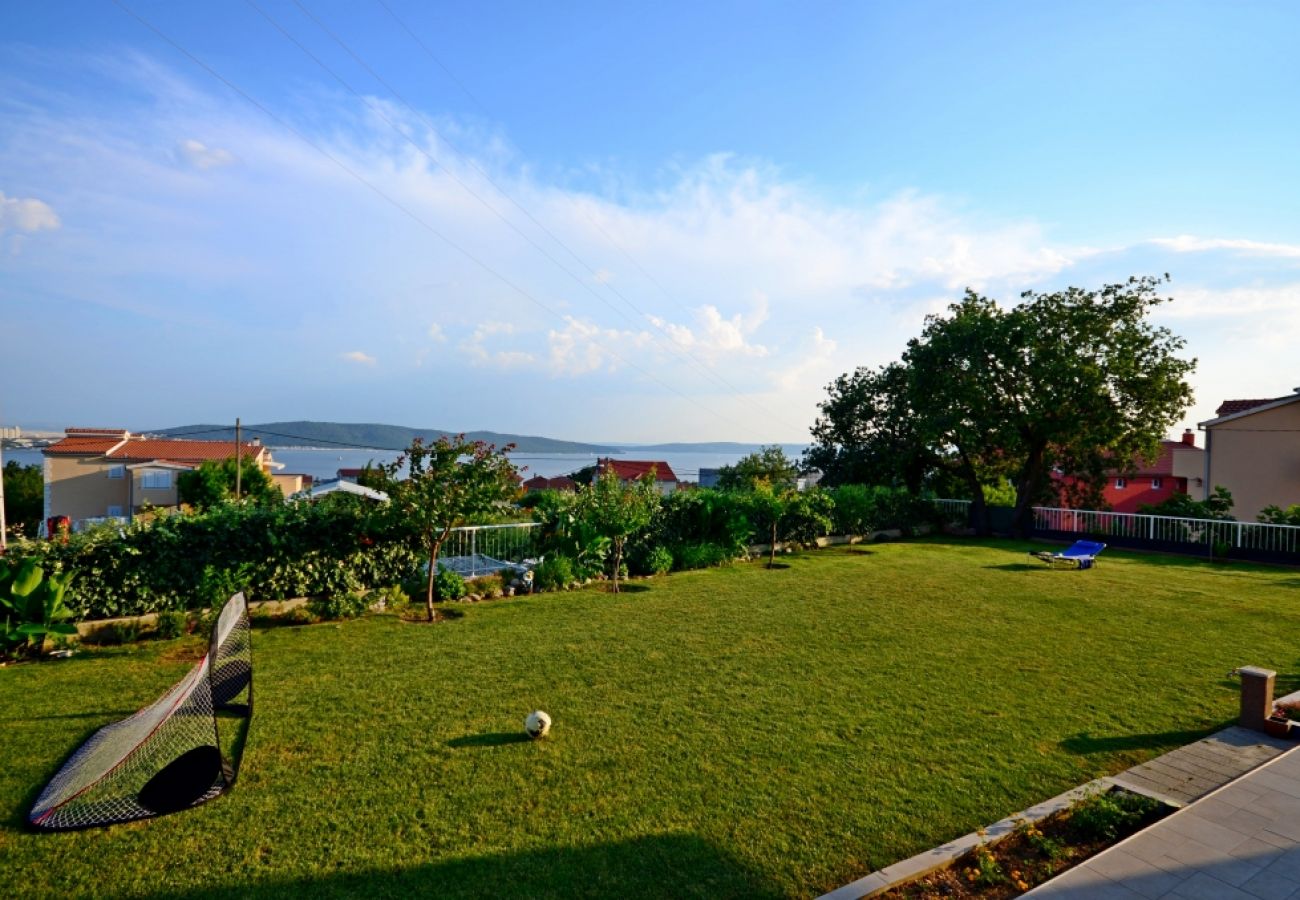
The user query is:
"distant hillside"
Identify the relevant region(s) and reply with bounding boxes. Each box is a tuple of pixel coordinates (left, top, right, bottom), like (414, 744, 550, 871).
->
(152, 422, 617, 455)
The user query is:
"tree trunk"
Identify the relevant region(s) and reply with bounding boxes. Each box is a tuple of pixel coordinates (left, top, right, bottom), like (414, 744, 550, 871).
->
(954, 452, 990, 535)
(611, 538, 623, 593)
(769, 521, 778, 568)
(425, 547, 437, 623)
(1012, 446, 1047, 539)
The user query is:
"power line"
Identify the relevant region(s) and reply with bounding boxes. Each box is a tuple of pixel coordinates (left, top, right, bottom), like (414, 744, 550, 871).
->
(263, 0, 803, 436)
(112, 0, 759, 440)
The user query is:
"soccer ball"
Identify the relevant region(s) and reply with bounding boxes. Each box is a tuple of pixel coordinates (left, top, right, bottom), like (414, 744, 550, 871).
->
(525, 710, 551, 739)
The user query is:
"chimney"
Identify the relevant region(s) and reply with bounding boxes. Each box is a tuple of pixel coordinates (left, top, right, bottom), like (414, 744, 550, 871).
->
(1181, 428, 1196, 447)
(251, 437, 262, 447)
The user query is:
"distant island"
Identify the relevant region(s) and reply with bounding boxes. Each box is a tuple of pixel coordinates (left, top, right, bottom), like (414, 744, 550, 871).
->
(149, 422, 804, 457)
(153, 422, 618, 455)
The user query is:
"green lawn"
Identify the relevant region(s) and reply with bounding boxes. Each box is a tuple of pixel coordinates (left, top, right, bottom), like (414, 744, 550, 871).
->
(3, 539, 1299, 898)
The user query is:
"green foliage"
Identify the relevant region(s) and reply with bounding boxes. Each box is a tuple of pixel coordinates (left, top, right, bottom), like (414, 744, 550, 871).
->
(637, 545, 674, 576)
(470, 574, 505, 596)
(651, 489, 755, 562)
(308, 592, 370, 621)
(531, 488, 610, 580)
(0, 559, 77, 659)
(575, 471, 661, 592)
(177, 457, 281, 510)
(380, 435, 520, 621)
(2, 460, 43, 539)
(1139, 485, 1235, 521)
(1015, 817, 1064, 861)
(1068, 790, 1162, 842)
(154, 610, 188, 640)
(372, 584, 411, 612)
(533, 555, 574, 592)
(673, 542, 732, 570)
(1258, 503, 1300, 526)
(1, 501, 422, 622)
(982, 477, 1018, 507)
(434, 565, 467, 601)
(716, 446, 798, 490)
(809, 277, 1196, 535)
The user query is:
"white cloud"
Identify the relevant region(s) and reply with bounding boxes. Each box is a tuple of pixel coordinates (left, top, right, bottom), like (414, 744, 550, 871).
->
(459, 321, 536, 369)
(1150, 235, 1300, 259)
(0, 191, 60, 234)
(12, 51, 1300, 440)
(175, 139, 235, 170)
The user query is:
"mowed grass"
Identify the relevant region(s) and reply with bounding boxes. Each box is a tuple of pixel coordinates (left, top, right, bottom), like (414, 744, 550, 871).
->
(3, 539, 1300, 898)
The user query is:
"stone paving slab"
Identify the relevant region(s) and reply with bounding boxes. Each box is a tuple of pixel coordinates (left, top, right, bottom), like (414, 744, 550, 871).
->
(1110, 727, 1293, 808)
(1028, 742, 1300, 899)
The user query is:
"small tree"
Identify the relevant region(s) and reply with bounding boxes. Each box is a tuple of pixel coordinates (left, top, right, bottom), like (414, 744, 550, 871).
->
(2, 461, 43, 538)
(381, 436, 519, 621)
(178, 458, 280, 510)
(717, 446, 799, 491)
(578, 471, 660, 593)
(831, 484, 876, 545)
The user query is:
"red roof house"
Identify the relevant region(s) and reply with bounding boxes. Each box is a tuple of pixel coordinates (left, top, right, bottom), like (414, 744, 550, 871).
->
(1054, 430, 1205, 513)
(597, 458, 679, 495)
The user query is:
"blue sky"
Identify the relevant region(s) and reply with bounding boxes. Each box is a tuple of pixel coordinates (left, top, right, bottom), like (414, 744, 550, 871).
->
(2, 1, 1299, 442)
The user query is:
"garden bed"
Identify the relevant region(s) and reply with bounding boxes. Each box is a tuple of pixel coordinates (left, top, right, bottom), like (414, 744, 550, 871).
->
(879, 789, 1170, 899)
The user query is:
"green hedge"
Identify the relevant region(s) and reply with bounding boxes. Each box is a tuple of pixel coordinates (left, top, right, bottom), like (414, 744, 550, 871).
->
(5, 499, 422, 620)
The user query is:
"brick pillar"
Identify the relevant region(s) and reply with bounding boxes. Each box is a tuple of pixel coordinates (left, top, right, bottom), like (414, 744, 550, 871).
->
(1239, 666, 1276, 732)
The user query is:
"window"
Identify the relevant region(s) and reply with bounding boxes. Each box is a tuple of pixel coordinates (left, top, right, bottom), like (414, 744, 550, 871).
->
(107, 465, 125, 479)
(1115, 478, 1127, 489)
(106, 505, 123, 517)
(1152, 477, 1163, 489)
(141, 470, 172, 490)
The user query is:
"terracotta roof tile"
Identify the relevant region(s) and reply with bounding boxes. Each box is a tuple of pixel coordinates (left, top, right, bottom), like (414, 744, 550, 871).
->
(598, 458, 678, 482)
(107, 438, 264, 464)
(1215, 398, 1284, 417)
(44, 436, 124, 455)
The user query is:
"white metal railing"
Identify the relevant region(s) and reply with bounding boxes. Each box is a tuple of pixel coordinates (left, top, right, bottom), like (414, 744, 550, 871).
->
(934, 498, 1300, 556)
(1030, 506, 1300, 554)
(933, 499, 972, 521)
(440, 523, 540, 577)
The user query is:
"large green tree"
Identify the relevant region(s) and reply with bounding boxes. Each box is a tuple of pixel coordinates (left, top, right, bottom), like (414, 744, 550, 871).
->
(380, 436, 519, 621)
(2, 461, 43, 539)
(808, 277, 1195, 535)
(177, 457, 281, 510)
(716, 446, 799, 490)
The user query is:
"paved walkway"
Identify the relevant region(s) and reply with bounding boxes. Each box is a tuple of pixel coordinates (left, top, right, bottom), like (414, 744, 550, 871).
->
(1110, 727, 1294, 809)
(1029, 743, 1300, 899)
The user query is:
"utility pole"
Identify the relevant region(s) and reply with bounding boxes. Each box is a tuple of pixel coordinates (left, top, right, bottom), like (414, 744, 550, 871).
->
(234, 418, 242, 502)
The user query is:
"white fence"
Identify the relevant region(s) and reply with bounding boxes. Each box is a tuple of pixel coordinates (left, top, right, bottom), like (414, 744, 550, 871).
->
(440, 523, 541, 577)
(934, 498, 1300, 556)
(1031, 506, 1300, 555)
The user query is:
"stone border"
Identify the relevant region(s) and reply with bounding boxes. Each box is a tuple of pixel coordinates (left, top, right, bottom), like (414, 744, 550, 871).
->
(76, 597, 309, 640)
(818, 777, 1115, 899)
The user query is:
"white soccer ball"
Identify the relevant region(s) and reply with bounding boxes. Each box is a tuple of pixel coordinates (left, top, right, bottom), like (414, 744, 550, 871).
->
(525, 710, 551, 739)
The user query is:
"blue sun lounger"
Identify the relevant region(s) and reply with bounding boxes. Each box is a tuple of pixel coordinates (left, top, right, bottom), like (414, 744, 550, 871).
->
(1030, 540, 1106, 570)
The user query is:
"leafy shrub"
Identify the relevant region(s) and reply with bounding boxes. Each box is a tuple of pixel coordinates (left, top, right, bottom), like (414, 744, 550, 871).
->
(1, 501, 423, 621)
(533, 555, 574, 592)
(0, 559, 78, 660)
(372, 584, 410, 611)
(435, 565, 467, 601)
(674, 542, 732, 570)
(638, 545, 673, 576)
(154, 610, 189, 640)
(1069, 790, 1161, 842)
(469, 574, 504, 596)
(308, 592, 370, 621)
(1259, 503, 1300, 526)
